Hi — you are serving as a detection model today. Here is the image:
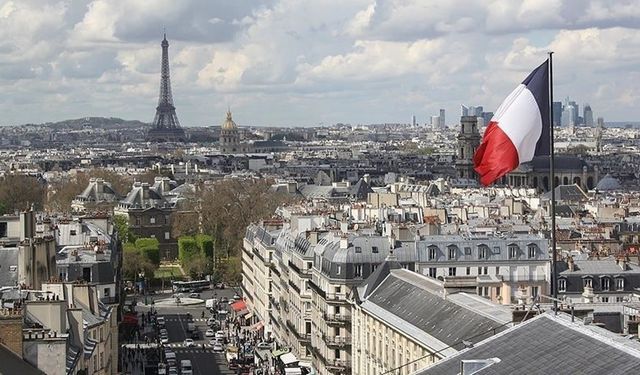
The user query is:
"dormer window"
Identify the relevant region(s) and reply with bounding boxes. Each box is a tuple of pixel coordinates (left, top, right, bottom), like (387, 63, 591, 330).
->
(583, 277, 593, 288)
(448, 246, 457, 260)
(527, 244, 537, 258)
(616, 278, 625, 291)
(355, 247, 362, 253)
(70, 230, 77, 236)
(508, 244, 519, 259)
(559, 279, 567, 292)
(478, 246, 488, 260)
(428, 246, 438, 261)
(372, 246, 378, 254)
(601, 277, 610, 291)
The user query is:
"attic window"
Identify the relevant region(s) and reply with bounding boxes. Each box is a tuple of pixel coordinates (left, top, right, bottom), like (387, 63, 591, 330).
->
(9, 265, 17, 272)
(355, 247, 362, 253)
(372, 246, 378, 253)
(70, 230, 77, 236)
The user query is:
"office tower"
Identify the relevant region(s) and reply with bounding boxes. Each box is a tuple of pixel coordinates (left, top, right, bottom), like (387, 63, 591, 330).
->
(412, 115, 416, 127)
(584, 104, 594, 127)
(431, 115, 440, 128)
(552, 102, 562, 126)
(561, 105, 576, 127)
(439, 109, 445, 128)
(461, 104, 469, 117)
(568, 101, 579, 126)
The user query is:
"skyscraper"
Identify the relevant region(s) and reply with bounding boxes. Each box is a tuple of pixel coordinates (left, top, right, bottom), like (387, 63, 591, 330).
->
(568, 100, 579, 126)
(411, 115, 416, 126)
(583, 104, 594, 127)
(552, 102, 562, 126)
(561, 105, 576, 127)
(147, 33, 186, 142)
(439, 109, 445, 128)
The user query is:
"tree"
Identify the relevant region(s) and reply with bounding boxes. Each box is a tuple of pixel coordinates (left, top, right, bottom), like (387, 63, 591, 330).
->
(46, 168, 131, 212)
(122, 245, 157, 280)
(113, 214, 137, 244)
(178, 237, 199, 264)
(195, 234, 214, 259)
(0, 174, 46, 213)
(183, 252, 210, 279)
(135, 238, 160, 265)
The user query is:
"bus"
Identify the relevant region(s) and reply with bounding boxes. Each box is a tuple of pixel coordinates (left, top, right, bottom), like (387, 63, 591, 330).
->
(172, 280, 210, 292)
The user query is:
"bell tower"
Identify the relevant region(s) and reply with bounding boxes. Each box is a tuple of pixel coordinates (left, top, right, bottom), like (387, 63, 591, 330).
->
(455, 116, 481, 180)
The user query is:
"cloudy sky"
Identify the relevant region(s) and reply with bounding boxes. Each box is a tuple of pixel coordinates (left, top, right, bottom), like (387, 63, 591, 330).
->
(0, 0, 639, 127)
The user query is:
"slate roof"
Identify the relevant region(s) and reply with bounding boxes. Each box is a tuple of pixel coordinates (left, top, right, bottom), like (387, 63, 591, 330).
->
(596, 174, 622, 191)
(529, 155, 590, 171)
(560, 259, 640, 276)
(416, 313, 640, 375)
(0, 344, 45, 375)
(363, 271, 509, 350)
(543, 184, 588, 202)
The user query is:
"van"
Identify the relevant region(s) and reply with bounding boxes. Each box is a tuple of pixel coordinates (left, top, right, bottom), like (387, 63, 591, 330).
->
(180, 359, 193, 375)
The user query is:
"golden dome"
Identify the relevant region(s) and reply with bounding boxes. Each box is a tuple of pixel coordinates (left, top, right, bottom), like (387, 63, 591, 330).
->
(221, 109, 237, 130)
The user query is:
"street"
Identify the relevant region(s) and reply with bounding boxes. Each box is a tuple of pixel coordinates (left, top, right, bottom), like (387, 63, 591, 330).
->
(123, 285, 241, 375)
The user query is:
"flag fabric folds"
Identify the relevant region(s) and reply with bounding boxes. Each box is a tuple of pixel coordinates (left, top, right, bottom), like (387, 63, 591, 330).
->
(473, 60, 550, 186)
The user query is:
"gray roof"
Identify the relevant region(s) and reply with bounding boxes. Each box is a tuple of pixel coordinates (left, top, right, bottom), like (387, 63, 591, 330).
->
(363, 270, 509, 350)
(417, 313, 640, 375)
(560, 259, 640, 276)
(543, 184, 588, 202)
(0, 344, 45, 374)
(596, 174, 622, 191)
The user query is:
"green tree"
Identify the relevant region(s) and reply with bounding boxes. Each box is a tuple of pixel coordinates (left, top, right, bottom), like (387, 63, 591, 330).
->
(195, 234, 214, 259)
(122, 246, 157, 280)
(113, 214, 136, 244)
(178, 236, 199, 264)
(184, 252, 210, 279)
(135, 237, 160, 265)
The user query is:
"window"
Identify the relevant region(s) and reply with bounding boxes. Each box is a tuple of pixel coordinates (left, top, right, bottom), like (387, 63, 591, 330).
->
(601, 297, 609, 303)
(484, 267, 488, 275)
(531, 286, 539, 297)
(493, 246, 501, 254)
(448, 267, 457, 276)
(354, 264, 362, 278)
(336, 265, 341, 275)
(558, 279, 567, 292)
(372, 264, 378, 272)
(495, 266, 500, 275)
(616, 278, 625, 291)
(164, 232, 170, 240)
(428, 246, 437, 261)
(508, 245, 519, 259)
(104, 288, 110, 297)
(616, 297, 624, 303)
(528, 244, 537, 258)
(150, 216, 156, 224)
(466, 267, 471, 275)
(335, 286, 341, 294)
(135, 217, 141, 226)
(335, 349, 341, 359)
(602, 277, 610, 291)
(584, 278, 593, 288)
(428, 268, 436, 278)
(464, 247, 471, 255)
(478, 246, 488, 259)
(70, 229, 77, 236)
(372, 246, 378, 253)
(355, 246, 362, 253)
(448, 246, 457, 260)
(496, 287, 501, 297)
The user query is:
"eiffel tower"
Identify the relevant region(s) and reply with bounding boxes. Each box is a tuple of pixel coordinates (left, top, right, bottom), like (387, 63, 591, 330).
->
(147, 33, 186, 142)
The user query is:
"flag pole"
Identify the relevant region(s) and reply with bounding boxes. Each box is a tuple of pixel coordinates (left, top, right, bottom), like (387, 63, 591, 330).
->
(548, 51, 558, 313)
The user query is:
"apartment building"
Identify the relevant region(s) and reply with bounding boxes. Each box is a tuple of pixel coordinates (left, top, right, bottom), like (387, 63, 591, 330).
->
(352, 261, 512, 375)
(243, 213, 550, 375)
(0, 281, 118, 375)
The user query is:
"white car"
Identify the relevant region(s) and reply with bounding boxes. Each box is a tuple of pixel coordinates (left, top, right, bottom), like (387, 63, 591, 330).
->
(207, 317, 217, 326)
(160, 335, 169, 344)
(205, 329, 215, 337)
(183, 338, 195, 347)
(215, 330, 225, 340)
(213, 343, 224, 352)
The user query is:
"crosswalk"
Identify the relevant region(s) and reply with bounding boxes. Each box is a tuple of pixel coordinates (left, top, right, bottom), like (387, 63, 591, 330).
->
(163, 318, 209, 322)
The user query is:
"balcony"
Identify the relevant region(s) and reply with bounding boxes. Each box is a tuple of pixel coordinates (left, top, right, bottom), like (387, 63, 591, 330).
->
(325, 293, 349, 305)
(286, 320, 311, 343)
(324, 312, 351, 325)
(326, 359, 351, 373)
(289, 280, 301, 294)
(322, 334, 351, 349)
(308, 280, 326, 299)
(288, 260, 311, 278)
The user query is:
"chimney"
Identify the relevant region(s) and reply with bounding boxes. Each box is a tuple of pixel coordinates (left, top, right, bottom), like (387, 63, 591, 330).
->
(389, 232, 397, 250)
(95, 178, 104, 194)
(94, 245, 105, 261)
(339, 236, 348, 250)
(582, 285, 594, 303)
(568, 256, 575, 272)
(363, 174, 370, 184)
(141, 183, 150, 199)
(340, 220, 349, 234)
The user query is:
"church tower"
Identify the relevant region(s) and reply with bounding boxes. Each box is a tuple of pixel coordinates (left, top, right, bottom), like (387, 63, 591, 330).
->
(220, 110, 240, 153)
(455, 116, 481, 180)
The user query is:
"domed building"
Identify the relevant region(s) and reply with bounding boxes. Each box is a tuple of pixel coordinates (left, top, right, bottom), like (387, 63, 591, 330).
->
(595, 174, 622, 192)
(219, 109, 247, 153)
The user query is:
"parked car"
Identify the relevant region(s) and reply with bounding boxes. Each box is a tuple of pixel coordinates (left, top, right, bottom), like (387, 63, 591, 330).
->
(157, 316, 166, 327)
(233, 294, 241, 300)
(213, 343, 224, 352)
(160, 335, 169, 344)
(207, 317, 217, 326)
(215, 330, 225, 340)
(216, 282, 225, 289)
(189, 292, 200, 298)
(256, 342, 272, 350)
(183, 338, 195, 347)
(205, 329, 215, 337)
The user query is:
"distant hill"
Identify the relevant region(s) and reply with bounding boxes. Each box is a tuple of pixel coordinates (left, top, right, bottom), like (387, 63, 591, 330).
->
(27, 117, 150, 130)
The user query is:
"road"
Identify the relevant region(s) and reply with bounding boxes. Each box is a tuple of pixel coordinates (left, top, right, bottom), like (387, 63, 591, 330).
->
(132, 286, 240, 375)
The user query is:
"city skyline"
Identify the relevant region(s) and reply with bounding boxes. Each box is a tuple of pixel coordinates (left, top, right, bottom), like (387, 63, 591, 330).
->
(0, 0, 639, 127)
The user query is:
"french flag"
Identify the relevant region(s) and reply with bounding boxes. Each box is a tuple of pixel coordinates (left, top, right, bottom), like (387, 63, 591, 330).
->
(474, 60, 550, 186)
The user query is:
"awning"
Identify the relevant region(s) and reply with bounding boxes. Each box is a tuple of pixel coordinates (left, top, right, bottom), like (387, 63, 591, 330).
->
(237, 308, 250, 316)
(244, 312, 253, 320)
(249, 321, 264, 331)
(272, 348, 290, 357)
(231, 300, 247, 312)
